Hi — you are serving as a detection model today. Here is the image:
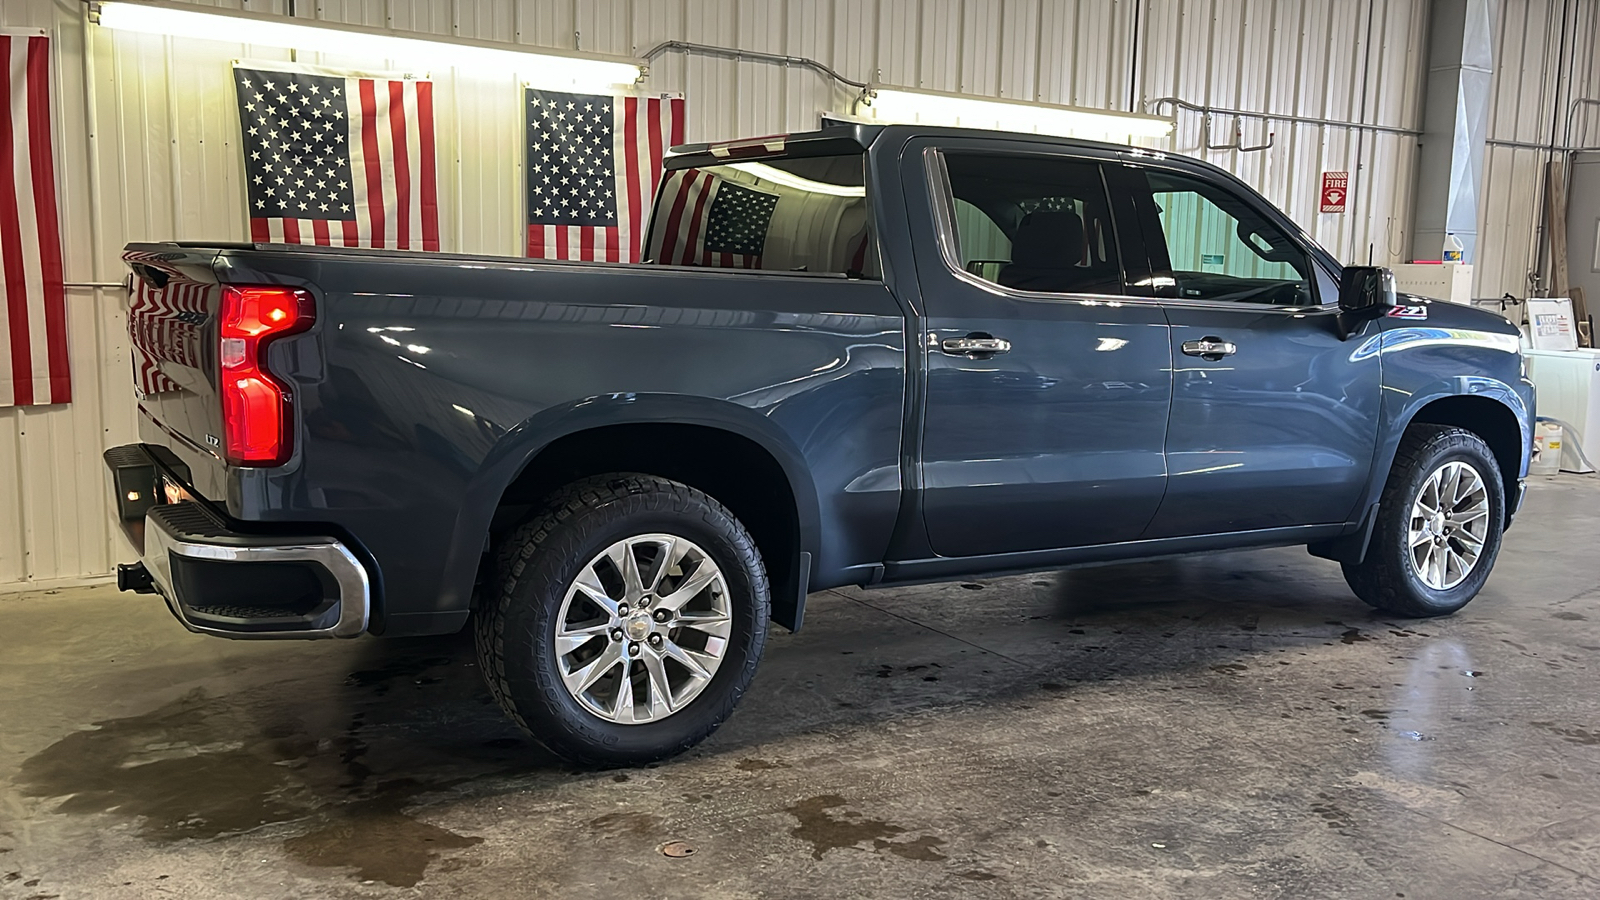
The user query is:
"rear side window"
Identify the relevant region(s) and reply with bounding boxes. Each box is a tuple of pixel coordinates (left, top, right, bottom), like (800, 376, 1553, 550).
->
(643, 154, 877, 277)
(941, 152, 1124, 296)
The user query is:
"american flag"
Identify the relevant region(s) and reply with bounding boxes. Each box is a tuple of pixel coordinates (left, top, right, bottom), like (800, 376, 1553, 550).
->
(233, 64, 438, 250)
(646, 169, 780, 269)
(1, 31, 69, 408)
(525, 89, 683, 262)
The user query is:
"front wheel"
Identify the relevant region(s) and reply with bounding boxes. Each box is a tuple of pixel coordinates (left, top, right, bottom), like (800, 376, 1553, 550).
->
(475, 474, 769, 766)
(1342, 425, 1505, 617)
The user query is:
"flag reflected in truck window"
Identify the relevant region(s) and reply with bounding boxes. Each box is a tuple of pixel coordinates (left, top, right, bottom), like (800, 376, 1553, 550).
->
(644, 154, 879, 278)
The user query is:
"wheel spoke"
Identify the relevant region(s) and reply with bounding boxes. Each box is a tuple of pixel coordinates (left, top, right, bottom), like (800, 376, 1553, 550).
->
(641, 648, 676, 718)
(608, 660, 637, 723)
(648, 536, 687, 593)
(563, 641, 623, 695)
(675, 609, 733, 638)
(572, 567, 619, 616)
(661, 638, 715, 682)
(1408, 526, 1433, 549)
(658, 562, 720, 612)
(555, 623, 612, 656)
(610, 542, 646, 602)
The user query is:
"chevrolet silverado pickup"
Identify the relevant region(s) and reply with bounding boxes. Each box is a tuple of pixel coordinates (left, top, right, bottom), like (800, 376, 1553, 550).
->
(106, 123, 1533, 765)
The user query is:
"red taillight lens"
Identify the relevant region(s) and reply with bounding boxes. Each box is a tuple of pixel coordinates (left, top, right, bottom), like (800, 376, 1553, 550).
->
(219, 286, 314, 466)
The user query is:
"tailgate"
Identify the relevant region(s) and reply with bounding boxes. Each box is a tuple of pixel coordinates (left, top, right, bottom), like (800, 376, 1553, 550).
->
(123, 244, 228, 495)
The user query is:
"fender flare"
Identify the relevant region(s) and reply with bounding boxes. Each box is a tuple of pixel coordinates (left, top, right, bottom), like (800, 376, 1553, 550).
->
(1313, 377, 1528, 565)
(433, 393, 825, 618)
(1364, 376, 1529, 522)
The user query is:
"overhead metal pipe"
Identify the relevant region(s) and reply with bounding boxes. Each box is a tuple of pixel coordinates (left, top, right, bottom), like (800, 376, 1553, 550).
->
(1144, 96, 1420, 137)
(640, 41, 868, 90)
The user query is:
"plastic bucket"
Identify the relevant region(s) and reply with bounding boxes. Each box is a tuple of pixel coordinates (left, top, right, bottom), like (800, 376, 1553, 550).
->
(1532, 422, 1564, 476)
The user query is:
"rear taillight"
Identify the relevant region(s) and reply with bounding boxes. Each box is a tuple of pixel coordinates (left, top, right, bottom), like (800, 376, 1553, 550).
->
(218, 286, 314, 466)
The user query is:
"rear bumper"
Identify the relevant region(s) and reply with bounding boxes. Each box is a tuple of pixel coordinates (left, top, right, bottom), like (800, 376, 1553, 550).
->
(105, 444, 371, 640)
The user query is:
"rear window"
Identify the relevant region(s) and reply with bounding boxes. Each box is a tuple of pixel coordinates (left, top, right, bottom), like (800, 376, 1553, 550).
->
(642, 154, 878, 278)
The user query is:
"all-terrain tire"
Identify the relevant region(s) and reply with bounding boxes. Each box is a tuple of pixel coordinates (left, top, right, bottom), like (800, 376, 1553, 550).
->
(1341, 425, 1505, 617)
(474, 473, 769, 767)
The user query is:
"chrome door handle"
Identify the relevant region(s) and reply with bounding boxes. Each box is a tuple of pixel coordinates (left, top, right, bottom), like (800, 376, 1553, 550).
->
(1181, 337, 1237, 360)
(941, 335, 1012, 357)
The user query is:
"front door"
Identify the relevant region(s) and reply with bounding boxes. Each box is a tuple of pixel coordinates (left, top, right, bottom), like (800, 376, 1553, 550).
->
(907, 141, 1173, 558)
(1118, 164, 1382, 537)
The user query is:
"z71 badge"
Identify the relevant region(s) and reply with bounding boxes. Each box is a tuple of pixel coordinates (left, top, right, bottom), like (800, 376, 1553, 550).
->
(1386, 304, 1429, 320)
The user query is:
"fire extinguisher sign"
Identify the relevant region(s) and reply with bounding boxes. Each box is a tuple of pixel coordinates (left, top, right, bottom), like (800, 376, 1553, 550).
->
(1321, 172, 1349, 213)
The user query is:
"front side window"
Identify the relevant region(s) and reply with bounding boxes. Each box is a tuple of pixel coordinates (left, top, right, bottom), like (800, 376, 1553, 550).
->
(643, 154, 877, 277)
(1136, 169, 1313, 306)
(942, 152, 1124, 296)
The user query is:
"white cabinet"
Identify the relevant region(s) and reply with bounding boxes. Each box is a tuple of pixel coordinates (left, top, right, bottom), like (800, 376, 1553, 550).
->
(1524, 348, 1600, 473)
(1391, 262, 1474, 304)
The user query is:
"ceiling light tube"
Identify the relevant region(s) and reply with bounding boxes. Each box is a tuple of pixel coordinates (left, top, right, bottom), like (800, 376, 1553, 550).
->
(857, 86, 1175, 141)
(95, 0, 643, 88)
(726, 162, 866, 197)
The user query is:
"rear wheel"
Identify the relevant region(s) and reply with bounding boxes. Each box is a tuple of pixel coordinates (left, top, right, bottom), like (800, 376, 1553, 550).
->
(475, 474, 769, 766)
(1342, 425, 1504, 616)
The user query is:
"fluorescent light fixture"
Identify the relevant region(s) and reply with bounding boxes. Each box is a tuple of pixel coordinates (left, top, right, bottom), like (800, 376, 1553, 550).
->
(857, 86, 1174, 142)
(95, 1, 643, 88)
(727, 161, 866, 197)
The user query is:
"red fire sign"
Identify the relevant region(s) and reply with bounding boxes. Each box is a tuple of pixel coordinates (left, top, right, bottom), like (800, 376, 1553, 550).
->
(1321, 171, 1348, 213)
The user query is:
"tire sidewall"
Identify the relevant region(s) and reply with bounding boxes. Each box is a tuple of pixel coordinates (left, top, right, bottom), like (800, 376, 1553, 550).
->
(498, 487, 768, 762)
(1379, 435, 1504, 614)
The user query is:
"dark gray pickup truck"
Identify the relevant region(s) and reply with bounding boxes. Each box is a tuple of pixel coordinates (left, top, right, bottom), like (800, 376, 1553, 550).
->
(106, 123, 1533, 765)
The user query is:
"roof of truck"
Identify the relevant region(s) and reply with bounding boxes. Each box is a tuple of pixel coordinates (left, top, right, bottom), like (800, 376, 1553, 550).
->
(664, 121, 1172, 169)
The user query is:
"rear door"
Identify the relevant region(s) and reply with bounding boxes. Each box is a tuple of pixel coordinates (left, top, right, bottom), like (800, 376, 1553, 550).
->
(1112, 163, 1382, 537)
(904, 139, 1173, 557)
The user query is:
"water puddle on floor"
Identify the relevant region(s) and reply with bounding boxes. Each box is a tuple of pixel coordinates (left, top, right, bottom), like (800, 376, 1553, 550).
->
(14, 669, 510, 887)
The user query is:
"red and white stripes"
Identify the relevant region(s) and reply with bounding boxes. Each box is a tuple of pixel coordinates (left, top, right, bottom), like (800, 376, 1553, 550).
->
(248, 69, 438, 251)
(0, 31, 69, 408)
(125, 264, 210, 399)
(526, 94, 683, 263)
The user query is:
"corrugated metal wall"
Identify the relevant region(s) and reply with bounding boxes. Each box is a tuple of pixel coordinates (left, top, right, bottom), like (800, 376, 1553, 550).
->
(0, 0, 1593, 588)
(1480, 0, 1600, 299)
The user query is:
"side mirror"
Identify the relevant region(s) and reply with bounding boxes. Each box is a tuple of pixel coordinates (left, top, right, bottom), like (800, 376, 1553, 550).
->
(1338, 265, 1396, 313)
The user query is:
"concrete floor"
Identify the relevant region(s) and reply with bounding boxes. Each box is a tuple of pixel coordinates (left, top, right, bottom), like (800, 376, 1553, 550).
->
(3, 477, 1599, 899)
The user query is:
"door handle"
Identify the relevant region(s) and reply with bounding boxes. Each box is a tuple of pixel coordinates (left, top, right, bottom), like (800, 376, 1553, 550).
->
(1180, 337, 1237, 360)
(940, 334, 1012, 357)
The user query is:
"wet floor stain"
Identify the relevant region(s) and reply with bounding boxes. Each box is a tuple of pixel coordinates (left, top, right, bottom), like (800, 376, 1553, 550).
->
(1339, 628, 1372, 645)
(281, 780, 482, 887)
(1209, 663, 1249, 676)
(1552, 611, 1587, 621)
(15, 688, 316, 841)
(785, 795, 948, 862)
(345, 656, 455, 695)
(14, 685, 491, 886)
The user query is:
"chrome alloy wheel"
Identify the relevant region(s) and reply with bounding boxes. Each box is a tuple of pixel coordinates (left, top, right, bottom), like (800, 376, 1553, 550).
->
(1407, 460, 1491, 591)
(553, 534, 732, 724)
